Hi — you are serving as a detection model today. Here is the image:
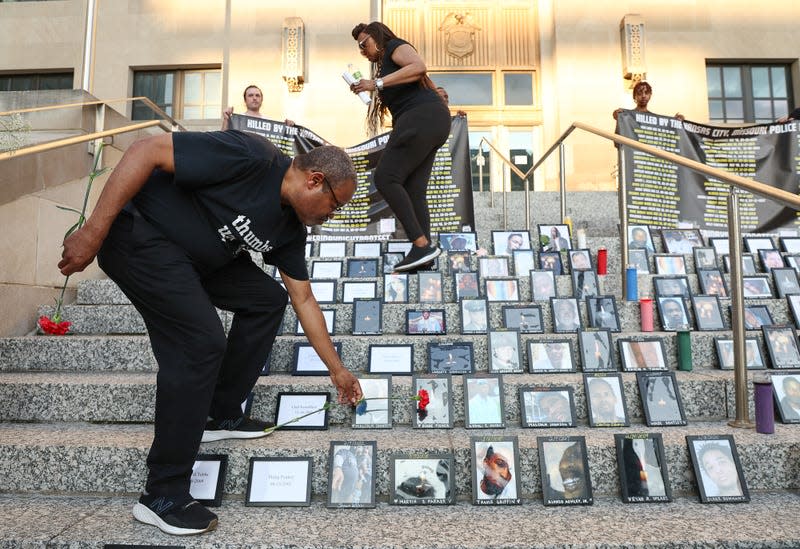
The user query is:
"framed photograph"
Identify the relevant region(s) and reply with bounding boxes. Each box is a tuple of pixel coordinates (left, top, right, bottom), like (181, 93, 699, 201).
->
(618, 338, 668, 371)
(352, 298, 382, 335)
(772, 373, 800, 423)
(383, 273, 409, 303)
(311, 260, 342, 279)
(460, 298, 488, 334)
(478, 256, 509, 278)
(387, 241, 413, 256)
(246, 457, 312, 507)
(342, 280, 377, 303)
(772, 267, 800, 298)
(191, 454, 228, 507)
(488, 330, 523, 373)
(696, 268, 728, 297)
(745, 236, 776, 253)
(656, 296, 691, 331)
(353, 241, 381, 257)
(406, 309, 446, 335)
(573, 270, 600, 299)
(502, 305, 544, 334)
(418, 272, 443, 303)
(653, 276, 691, 299)
(759, 248, 785, 272)
(787, 294, 800, 329)
(428, 341, 474, 374)
(785, 254, 800, 274)
(742, 275, 773, 298)
(327, 441, 376, 508)
(654, 254, 687, 275)
(551, 297, 582, 333)
(567, 249, 593, 272)
(318, 241, 347, 258)
(353, 375, 392, 428)
(714, 337, 765, 370)
(528, 340, 576, 372)
(586, 295, 620, 332)
(578, 329, 615, 372)
(512, 249, 536, 277)
(686, 435, 749, 503)
(454, 271, 480, 299)
(471, 437, 521, 504)
(439, 231, 478, 252)
(661, 228, 703, 254)
(412, 374, 454, 428)
(390, 454, 454, 504)
(368, 344, 413, 375)
(492, 230, 531, 256)
(629, 225, 655, 253)
(485, 278, 520, 302)
(447, 250, 472, 273)
(531, 270, 557, 301)
(347, 258, 378, 278)
(520, 386, 576, 427)
(742, 304, 773, 330)
(693, 247, 718, 270)
(709, 237, 730, 255)
(780, 236, 800, 254)
(295, 309, 335, 335)
(637, 371, 687, 426)
(291, 342, 342, 375)
(629, 248, 650, 274)
(722, 253, 757, 276)
(538, 224, 572, 252)
(538, 436, 593, 505)
(691, 295, 726, 331)
(310, 280, 337, 303)
(274, 392, 330, 430)
(762, 324, 800, 368)
(383, 252, 404, 274)
(585, 373, 629, 427)
(464, 375, 505, 428)
(614, 433, 671, 503)
(538, 251, 564, 274)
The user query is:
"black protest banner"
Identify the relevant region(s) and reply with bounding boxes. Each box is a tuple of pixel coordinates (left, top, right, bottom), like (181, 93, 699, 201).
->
(616, 110, 800, 232)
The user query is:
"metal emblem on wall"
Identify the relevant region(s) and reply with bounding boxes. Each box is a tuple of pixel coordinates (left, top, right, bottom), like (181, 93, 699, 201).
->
(439, 12, 481, 58)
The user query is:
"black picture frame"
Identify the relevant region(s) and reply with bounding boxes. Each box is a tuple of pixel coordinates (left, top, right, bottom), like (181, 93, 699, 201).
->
(628, 248, 650, 274)
(295, 309, 335, 336)
(742, 275, 773, 298)
(488, 330, 523, 373)
(471, 436, 521, 504)
(787, 294, 800, 329)
(502, 304, 544, 334)
(538, 224, 572, 252)
(352, 298, 382, 335)
(567, 249, 593, 272)
(191, 454, 228, 507)
(614, 433, 672, 503)
(653, 276, 691, 299)
(656, 296, 691, 331)
(274, 392, 331, 430)
(538, 436, 593, 506)
(412, 374, 454, 428)
(428, 341, 474, 374)
(722, 253, 757, 275)
(530, 270, 557, 301)
(491, 230, 532, 256)
(438, 231, 478, 252)
(318, 241, 347, 258)
(709, 237, 730, 255)
(780, 236, 800, 254)
(745, 236, 776, 253)
(629, 224, 656, 253)
(637, 371, 687, 426)
(311, 260, 343, 279)
(578, 329, 615, 372)
(291, 342, 342, 375)
(512, 249, 536, 277)
(690, 294, 726, 331)
(686, 435, 749, 503)
(586, 295, 621, 332)
(447, 250, 473, 273)
(528, 339, 576, 372)
(454, 272, 480, 299)
(772, 373, 800, 423)
(478, 256, 509, 278)
(585, 373, 629, 427)
(538, 251, 564, 274)
(353, 375, 392, 429)
(353, 241, 382, 257)
(572, 269, 600, 299)
(347, 258, 378, 278)
(758, 248, 785, 272)
(714, 337, 765, 370)
(246, 457, 312, 507)
(618, 338, 668, 371)
(697, 267, 728, 297)
(327, 441, 376, 508)
(654, 254, 687, 275)
(785, 254, 800, 274)
(485, 278, 520, 302)
(693, 246, 718, 270)
(383, 273, 409, 303)
(742, 304, 774, 330)
(309, 280, 337, 303)
(387, 240, 413, 256)
(383, 252, 404, 274)
(368, 344, 413, 375)
(389, 453, 455, 504)
(772, 267, 800, 298)
(519, 386, 576, 427)
(464, 375, 505, 428)
(418, 272, 444, 303)
(661, 228, 703, 254)
(406, 309, 446, 335)
(551, 297, 582, 333)
(460, 298, 489, 334)
(762, 324, 800, 368)
(341, 280, 377, 303)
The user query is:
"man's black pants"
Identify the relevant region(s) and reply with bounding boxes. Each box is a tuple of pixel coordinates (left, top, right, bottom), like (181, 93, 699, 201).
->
(98, 210, 287, 497)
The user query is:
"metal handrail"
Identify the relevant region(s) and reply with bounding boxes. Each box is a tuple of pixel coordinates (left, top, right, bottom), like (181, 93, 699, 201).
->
(478, 137, 532, 229)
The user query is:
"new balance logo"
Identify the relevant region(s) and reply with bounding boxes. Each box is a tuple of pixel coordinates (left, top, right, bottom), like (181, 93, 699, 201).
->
(149, 497, 174, 515)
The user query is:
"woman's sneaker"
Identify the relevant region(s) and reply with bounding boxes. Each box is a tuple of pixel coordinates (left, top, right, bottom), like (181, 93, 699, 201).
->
(201, 415, 274, 442)
(393, 244, 441, 272)
(132, 493, 217, 536)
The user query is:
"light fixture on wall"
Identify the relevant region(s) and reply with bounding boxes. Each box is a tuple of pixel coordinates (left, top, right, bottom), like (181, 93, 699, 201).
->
(282, 17, 305, 92)
(620, 14, 646, 87)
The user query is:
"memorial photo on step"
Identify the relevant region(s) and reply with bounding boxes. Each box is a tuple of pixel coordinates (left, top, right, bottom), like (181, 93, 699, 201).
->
(772, 267, 800, 298)
(693, 247, 718, 270)
(551, 297, 582, 333)
(347, 258, 378, 278)
(531, 270, 558, 301)
(741, 304, 773, 331)
(722, 253, 757, 276)
(584, 373, 629, 427)
(614, 433, 672, 503)
(447, 250, 473, 274)
(488, 330, 523, 373)
(656, 296, 691, 331)
(744, 236, 775, 254)
(389, 453, 454, 505)
(697, 268, 728, 297)
(653, 254, 687, 275)
(492, 230, 532, 256)
(478, 256, 510, 278)
(779, 236, 800, 254)
(637, 371, 687, 426)
(628, 224, 655, 253)
(519, 386, 576, 428)
(471, 436, 521, 505)
(512, 249, 536, 277)
(771, 373, 800, 424)
(741, 276, 773, 299)
(618, 338, 668, 371)
(758, 248, 784, 273)
(412, 374, 454, 428)
(528, 339, 576, 373)
(460, 298, 489, 335)
(327, 441, 377, 508)
(628, 248, 650, 274)
(464, 375, 505, 429)
(538, 436, 593, 506)
(538, 251, 564, 275)
(686, 435, 749, 503)
(578, 329, 615, 372)
(439, 232, 478, 252)
(418, 272, 444, 303)
(653, 276, 691, 299)
(586, 295, 620, 332)
(690, 295, 725, 331)
(383, 273, 409, 303)
(352, 375, 392, 429)
(502, 304, 544, 334)
(538, 224, 572, 252)
(714, 337, 764, 370)
(661, 228, 703, 254)
(568, 249, 593, 272)
(428, 341, 474, 375)
(246, 457, 312, 507)
(352, 298, 382, 335)
(762, 324, 800, 369)
(454, 271, 481, 300)
(573, 269, 600, 299)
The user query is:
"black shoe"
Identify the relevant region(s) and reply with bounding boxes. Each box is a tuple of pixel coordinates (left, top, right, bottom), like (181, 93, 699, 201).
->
(393, 244, 441, 272)
(132, 493, 217, 536)
(201, 415, 274, 442)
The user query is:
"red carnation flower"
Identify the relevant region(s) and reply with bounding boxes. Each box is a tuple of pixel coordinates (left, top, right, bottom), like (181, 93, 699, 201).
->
(38, 315, 71, 336)
(417, 389, 430, 412)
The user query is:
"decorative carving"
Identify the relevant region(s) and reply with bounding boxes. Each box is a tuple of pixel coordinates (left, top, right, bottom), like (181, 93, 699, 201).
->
(438, 12, 481, 59)
(282, 18, 305, 92)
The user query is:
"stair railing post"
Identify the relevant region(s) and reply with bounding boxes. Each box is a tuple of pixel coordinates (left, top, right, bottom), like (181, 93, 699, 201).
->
(728, 191, 755, 429)
(502, 166, 508, 230)
(559, 143, 567, 223)
(525, 175, 531, 231)
(617, 147, 630, 298)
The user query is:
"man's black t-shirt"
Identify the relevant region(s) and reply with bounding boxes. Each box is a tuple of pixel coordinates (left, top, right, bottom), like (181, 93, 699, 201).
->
(131, 130, 308, 280)
(378, 38, 441, 120)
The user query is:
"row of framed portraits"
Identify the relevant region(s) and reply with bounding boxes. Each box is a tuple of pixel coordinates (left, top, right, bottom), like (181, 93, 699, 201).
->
(648, 270, 800, 301)
(190, 433, 750, 508)
(628, 225, 800, 256)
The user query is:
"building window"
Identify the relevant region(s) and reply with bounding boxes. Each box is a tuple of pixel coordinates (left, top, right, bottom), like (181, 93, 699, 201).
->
(430, 71, 535, 108)
(706, 63, 792, 123)
(0, 71, 73, 91)
(132, 68, 221, 121)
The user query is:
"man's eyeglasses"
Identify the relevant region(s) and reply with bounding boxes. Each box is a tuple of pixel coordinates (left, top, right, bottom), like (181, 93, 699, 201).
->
(322, 176, 346, 212)
(358, 36, 369, 50)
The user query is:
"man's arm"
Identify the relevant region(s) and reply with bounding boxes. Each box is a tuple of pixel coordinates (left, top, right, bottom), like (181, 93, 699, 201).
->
(58, 133, 175, 276)
(281, 271, 363, 405)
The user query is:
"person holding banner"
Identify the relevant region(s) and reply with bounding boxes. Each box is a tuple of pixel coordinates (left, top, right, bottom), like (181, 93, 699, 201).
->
(350, 21, 452, 272)
(613, 81, 684, 122)
(221, 84, 294, 130)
